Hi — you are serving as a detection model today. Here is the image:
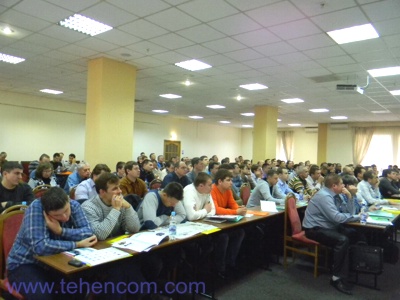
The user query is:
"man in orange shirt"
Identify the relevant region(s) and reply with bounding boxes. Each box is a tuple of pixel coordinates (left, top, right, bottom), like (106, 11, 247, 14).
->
(211, 169, 246, 279)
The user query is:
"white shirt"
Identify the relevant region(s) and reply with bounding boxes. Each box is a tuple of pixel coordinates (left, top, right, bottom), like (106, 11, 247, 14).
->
(306, 175, 322, 191)
(357, 180, 388, 205)
(183, 184, 216, 221)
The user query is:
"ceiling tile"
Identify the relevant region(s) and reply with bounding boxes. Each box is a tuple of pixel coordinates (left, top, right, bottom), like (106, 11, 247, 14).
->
(109, 0, 170, 17)
(288, 33, 335, 50)
(224, 48, 264, 62)
(242, 57, 279, 69)
(293, 0, 357, 17)
(22, 34, 68, 49)
(49, 0, 100, 11)
(226, 0, 280, 11)
(81, 2, 138, 27)
(0, 9, 51, 32)
(13, 0, 72, 23)
(362, 0, 400, 22)
(59, 44, 97, 57)
(209, 13, 262, 36)
(178, 0, 239, 22)
(75, 38, 119, 53)
(95, 29, 141, 47)
(317, 55, 356, 67)
(269, 19, 322, 40)
(145, 8, 201, 31)
(200, 54, 236, 66)
(149, 33, 194, 50)
(254, 41, 297, 56)
(41, 25, 88, 43)
(119, 19, 168, 40)
(127, 40, 168, 55)
(311, 7, 368, 31)
(177, 24, 226, 44)
(203, 37, 246, 53)
(232, 29, 281, 47)
(175, 45, 216, 59)
(303, 45, 346, 59)
(151, 51, 190, 64)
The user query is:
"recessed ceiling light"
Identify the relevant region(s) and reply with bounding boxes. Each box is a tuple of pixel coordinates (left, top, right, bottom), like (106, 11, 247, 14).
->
(159, 94, 182, 99)
(40, 89, 63, 95)
(309, 108, 329, 113)
(206, 105, 225, 109)
(240, 113, 254, 117)
(239, 83, 268, 90)
(0, 52, 25, 64)
(331, 116, 348, 120)
(152, 110, 168, 113)
(236, 95, 242, 101)
(371, 110, 390, 114)
(368, 66, 400, 77)
(288, 123, 301, 127)
(242, 125, 253, 128)
(390, 90, 400, 96)
(189, 115, 203, 119)
(2, 26, 13, 35)
(59, 14, 112, 36)
(219, 121, 231, 124)
(327, 23, 379, 44)
(184, 80, 192, 86)
(175, 59, 212, 71)
(277, 119, 282, 122)
(281, 98, 304, 103)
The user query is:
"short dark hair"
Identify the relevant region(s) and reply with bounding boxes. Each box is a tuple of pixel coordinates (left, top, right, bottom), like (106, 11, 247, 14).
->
(69, 153, 76, 158)
(116, 161, 125, 172)
(163, 182, 183, 200)
(142, 159, 151, 166)
(219, 163, 233, 170)
(208, 161, 220, 172)
(41, 187, 69, 213)
(165, 161, 173, 168)
(214, 169, 232, 185)
(200, 155, 208, 161)
(251, 164, 260, 173)
(36, 162, 53, 180)
(191, 157, 201, 167)
(221, 157, 229, 164)
(95, 173, 119, 194)
(309, 165, 320, 175)
(194, 172, 211, 187)
(53, 153, 60, 159)
(124, 161, 138, 174)
(324, 174, 342, 188)
(342, 174, 357, 186)
(39, 153, 50, 161)
(354, 166, 366, 178)
(91, 164, 111, 179)
(277, 167, 287, 175)
(363, 170, 376, 181)
(267, 169, 277, 178)
(2, 161, 22, 174)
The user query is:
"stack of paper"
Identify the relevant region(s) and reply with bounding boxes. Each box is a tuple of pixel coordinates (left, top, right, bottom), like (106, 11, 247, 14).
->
(112, 231, 168, 252)
(64, 247, 132, 266)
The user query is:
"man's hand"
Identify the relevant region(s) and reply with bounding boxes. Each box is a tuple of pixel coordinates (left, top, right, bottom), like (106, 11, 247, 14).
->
(121, 199, 131, 209)
(43, 211, 62, 235)
(111, 195, 124, 211)
(347, 185, 358, 196)
(317, 175, 324, 184)
(76, 235, 97, 248)
(341, 187, 351, 199)
(236, 206, 247, 216)
(204, 202, 212, 213)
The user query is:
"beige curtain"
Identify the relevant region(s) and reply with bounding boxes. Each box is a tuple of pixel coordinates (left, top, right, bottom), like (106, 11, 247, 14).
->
(352, 127, 374, 165)
(391, 132, 399, 165)
(281, 131, 294, 161)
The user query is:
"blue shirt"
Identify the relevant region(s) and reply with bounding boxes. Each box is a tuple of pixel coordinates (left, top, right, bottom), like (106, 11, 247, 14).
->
(7, 199, 93, 271)
(161, 172, 190, 188)
(64, 171, 84, 193)
(277, 178, 297, 197)
(74, 178, 97, 200)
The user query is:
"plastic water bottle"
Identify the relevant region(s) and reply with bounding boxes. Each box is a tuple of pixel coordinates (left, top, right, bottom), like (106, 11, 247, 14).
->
(169, 211, 177, 241)
(360, 204, 367, 225)
(298, 188, 304, 201)
(21, 201, 27, 211)
(57, 166, 61, 174)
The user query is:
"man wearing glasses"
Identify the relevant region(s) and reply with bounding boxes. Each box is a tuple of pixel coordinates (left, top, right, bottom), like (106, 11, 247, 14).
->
(161, 161, 190, 188)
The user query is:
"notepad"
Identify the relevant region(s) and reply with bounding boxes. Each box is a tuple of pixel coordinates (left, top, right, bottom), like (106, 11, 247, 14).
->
(368, 210, 395, 218)
(205, 215, 244, 222)
(367, 216, 393, 226)
(260, 200, 278, 212)
(112, 231, 169, 252)
(70, 247, 132, 266)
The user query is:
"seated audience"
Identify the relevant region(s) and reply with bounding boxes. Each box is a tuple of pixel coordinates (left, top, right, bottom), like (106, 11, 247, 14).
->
(7, 187, 96, 300)
(250, 164, 263, 184)
(200, 155, 209, 172)
(119, 161, 148, 198)
(230, 162, 243, 197)
(75, 164, 110, 200)
(277, 167, 297, 197)
(306, 165, 324, 192)
(50, 152, 63, 171)
(28, 153, 50, 178)
(0, 151, 7, 173)
(63, 153, 78, 172)
(161, 161, 190, 188)
(208, 161, 220, 182)
(187, 157, 204, 183)
(64, 162, 90, 193)
(28, 162, 57, 189)
(157, 155, 166, 170)
(247, 169, 285, 207)
(288, 166, 313, 200)
(138, 182, 186, 230)
(113, 161, 125, 179)
(139, 159, 155, 184)
(0, 161, 34, 213)
(357, 170, 392, 205)
(379, 169, 400, 198)
(159, 161, 175, 181)
(303, 174, 363, 295)
(354, 166, 366, 182)
(240, 163, 256, 189)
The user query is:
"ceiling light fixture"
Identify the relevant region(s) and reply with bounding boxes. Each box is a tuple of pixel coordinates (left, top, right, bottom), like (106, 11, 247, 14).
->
(330, 116, 348, 120)
(219, 121, 231, 124)
(368, 66, 400, 77)
(288, 123, 301, 127)
(281, 98, 304, 103)
(0, 52, 25, 64)
(239, 83, 268, 90)
(2, 26, 13, 35)
(327, 23, 379, 44)
(390, 90, 400, 96)
(40, 89, 63, 95)
(189, 116, 203, 119)
(236, 95, 242, 101)
(152, 110, 168, 113)
(309, 108, 329, 113)
(242, 125, 253, 128)
(58, 14, 112, 36)
(206, 105, 225, 109)
(184, 80, 192, 86)
(371, 110, 390, 114)
(159, 94, 182, 99)
(240, 113, 254, 117)
(175, 59, 212, 71)
(277, 119, 282, 122)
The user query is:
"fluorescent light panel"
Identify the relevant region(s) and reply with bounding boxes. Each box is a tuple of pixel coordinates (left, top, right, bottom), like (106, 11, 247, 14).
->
(281, 98, 304, 104)
(189, 116, 203, 119)
(371, 110, 390, 114)
(309, 108, 329, 113)
(327, 24, 379, 44)
(277, 119, 282, 122)
(368, 66, 400, 78)
(239, 83, 268, 90)
(206, 105, 225, 109)
(288, 123, 301, 127)
(152, 110, 168, 113)
(219, 121, 231, 124)
(0, 52, 25, 64)
(390, 90, 400, 96)
(160, 94, 181, 99)
(331, 116, 348, 120)
(40, 89, 63, 94)
(240, 113, 254, 117)
(242, 125, 253, 128)
(59, 14, 112, 36)
(175, 59, 212, 71)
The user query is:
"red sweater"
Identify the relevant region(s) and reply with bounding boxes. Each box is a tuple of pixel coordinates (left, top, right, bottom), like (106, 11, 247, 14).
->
(211, 184, 239, 215)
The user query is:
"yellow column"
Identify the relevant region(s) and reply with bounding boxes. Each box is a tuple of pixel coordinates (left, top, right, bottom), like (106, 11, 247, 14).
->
(317, 123, 328, 164)
(85, 57, 136, 167)
(252, 106, 278, 162)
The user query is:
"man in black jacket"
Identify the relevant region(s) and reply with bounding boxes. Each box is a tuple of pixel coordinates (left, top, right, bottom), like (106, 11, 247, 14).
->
(379, 169, 400, 198)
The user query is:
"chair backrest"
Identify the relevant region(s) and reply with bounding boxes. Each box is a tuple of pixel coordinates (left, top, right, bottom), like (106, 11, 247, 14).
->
(32, 184, 52, 199)
(0, 207, 25, 278)
(69, 185, 78, 200)
(149, 179, 162, 190)
(240, 183, 251, 206)
(1, 205, 28, 215)
(284, 194, 302, 236)
(124, 194, 143, 211)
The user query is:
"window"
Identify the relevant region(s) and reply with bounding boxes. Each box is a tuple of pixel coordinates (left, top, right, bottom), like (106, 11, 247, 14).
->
(361, 134, 393, 172)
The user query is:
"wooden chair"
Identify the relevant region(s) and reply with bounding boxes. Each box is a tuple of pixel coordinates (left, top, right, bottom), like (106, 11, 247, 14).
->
(32, 184, 52, 199)
(69, 185, 78, 200)
(283, 194, 326, 278)
(240, 183, 251, 206)
(149, 179, 162, 190)
(0, 206, 26, 299)
(1, 205, 28, 215)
